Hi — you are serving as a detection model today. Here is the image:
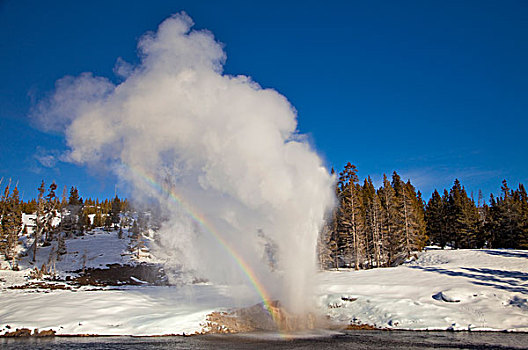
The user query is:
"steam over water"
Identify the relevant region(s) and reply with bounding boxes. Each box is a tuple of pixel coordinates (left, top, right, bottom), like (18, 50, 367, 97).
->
(34, 13, 334, 314)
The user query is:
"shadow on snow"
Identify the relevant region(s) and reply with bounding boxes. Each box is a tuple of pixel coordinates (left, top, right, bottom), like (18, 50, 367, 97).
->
(407, 265, 528, 295)
(479, 249, 528, 259)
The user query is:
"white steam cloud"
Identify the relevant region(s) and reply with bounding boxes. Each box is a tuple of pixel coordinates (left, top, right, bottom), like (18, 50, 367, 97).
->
(34, 13, 334, 313)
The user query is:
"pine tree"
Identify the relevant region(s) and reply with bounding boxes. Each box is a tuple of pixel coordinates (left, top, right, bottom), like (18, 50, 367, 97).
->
(336, 163, 363, 269)
(93, 210, 103, 228)
(129, 220, 143, 258)
(32, 181, 45, 261)
(411, 186, 427, 251)
(6, 186, 22, 266)
(391, 171, 404, 197)
(362, 177, 383, 268)
(485, 193, 499, 248)
(490, 180, 527, 248)
(57, 233, 67, 260)
(60, 210, 74, 238)
(441, 189, 450, 244)
(61, 185, 68, 209)
(401, 180, 426, 256)
(42, 182, 59, 245)
(318, 170, 337, 269)
(104, 214, 112, 231)
(462, 194, 481, 248)
(21, 198, 37, 214)
(121, 198, 130, 213)
(476, 189, 490, 248)
(83, 198, 96, 215)
(389, 172, 408, 263)
(378, 174, 399, 266)
(517, 183, 528, 249)
(425, 190, 446, 247)
(32, 181, 58, 261)
(0, 182, 10, 257)
(68, 187, 81, 206)
(319, 219, 337, 269)
(320, 168, 340, 269)
(62, 186, 85, 236)
(388, 173, 427, 260)
(446, 179, 465, 248)
(102, 199, 110, 214)
(445, 179, 480, 249)
(109, 195, 121, 229)
(78, 209, 90, 234)
(1, 183, 23, 268)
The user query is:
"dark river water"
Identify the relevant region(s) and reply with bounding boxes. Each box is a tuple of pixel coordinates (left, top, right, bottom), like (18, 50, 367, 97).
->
(1, 330, 527, 349)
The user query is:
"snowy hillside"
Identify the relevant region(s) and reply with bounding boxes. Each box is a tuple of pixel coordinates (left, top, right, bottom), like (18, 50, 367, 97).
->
(0, 245, 527, 335)
(26, 229, 147, 271)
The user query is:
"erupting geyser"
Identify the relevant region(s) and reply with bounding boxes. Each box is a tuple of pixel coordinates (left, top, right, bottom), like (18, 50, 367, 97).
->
(34, 12, 334, 322)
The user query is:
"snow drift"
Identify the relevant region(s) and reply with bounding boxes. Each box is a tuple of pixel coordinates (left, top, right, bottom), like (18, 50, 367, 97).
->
(32, 13, 334, 314)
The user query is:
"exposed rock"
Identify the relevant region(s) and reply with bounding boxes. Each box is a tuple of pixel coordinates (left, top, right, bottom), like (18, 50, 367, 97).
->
(432, 291, 460, 303)
(34, 328, 56, 337)
(9, 282, 73, 290)
(341, 296, 357, 302)
(1, 328, 56, 337)
(73, 263, 168, 286)
(3, 328, 31, 337)
(201, 300, 324, 334)
(345, 323, 380, 330)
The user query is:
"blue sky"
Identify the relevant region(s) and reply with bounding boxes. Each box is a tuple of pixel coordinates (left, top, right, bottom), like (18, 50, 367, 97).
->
(1, 0, 527, 201)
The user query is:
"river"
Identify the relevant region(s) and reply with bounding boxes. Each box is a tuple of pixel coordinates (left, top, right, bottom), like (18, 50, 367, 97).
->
(1, 330, 527, 349)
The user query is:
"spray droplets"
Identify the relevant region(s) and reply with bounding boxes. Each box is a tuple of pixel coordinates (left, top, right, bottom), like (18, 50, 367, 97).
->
(34, 12, 334, 314)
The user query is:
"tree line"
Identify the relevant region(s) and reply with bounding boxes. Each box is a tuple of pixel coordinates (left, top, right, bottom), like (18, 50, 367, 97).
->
(318, 163, 528, 270)
(2, 169, 527, 272)
(426, 179, 528, 250)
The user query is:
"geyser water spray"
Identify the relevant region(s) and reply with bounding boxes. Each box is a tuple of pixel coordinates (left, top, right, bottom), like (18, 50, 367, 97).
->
(34, 12, 335, 318)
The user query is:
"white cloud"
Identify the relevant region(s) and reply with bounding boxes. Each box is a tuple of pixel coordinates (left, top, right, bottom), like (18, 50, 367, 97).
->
(34, 147, 62, 168)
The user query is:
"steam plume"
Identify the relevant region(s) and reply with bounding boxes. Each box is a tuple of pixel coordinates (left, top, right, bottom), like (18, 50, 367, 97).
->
(34, 13, 334, 313)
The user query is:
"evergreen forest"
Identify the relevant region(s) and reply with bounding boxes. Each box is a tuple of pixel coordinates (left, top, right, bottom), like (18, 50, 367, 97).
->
(318, 163, 528, 270)
(1, 167, 527, 273)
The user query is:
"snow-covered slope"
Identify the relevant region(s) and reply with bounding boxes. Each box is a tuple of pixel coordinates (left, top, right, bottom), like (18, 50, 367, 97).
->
(1, 228, 155, 283)
(6, 227, 159, 273)
(318, 248, 528, 332)
(0, 248, 527, 335)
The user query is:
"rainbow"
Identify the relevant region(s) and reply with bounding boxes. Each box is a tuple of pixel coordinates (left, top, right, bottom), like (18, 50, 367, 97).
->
(124, 164, 287, 336)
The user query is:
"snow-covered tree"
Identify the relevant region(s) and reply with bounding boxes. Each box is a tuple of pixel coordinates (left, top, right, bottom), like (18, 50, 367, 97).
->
(32, 181, 58, 261)
(0, 183, 22, 269)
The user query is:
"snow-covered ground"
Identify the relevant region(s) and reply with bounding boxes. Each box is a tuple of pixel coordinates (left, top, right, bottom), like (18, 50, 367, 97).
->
(0, 283, 255, 336)
(319, 248, 528, 332)
(0, 243, 527, 335)
(0, 229, 262, 336)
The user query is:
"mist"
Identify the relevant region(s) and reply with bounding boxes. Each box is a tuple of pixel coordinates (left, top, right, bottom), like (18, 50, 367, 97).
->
(34, 12, 335, 314)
